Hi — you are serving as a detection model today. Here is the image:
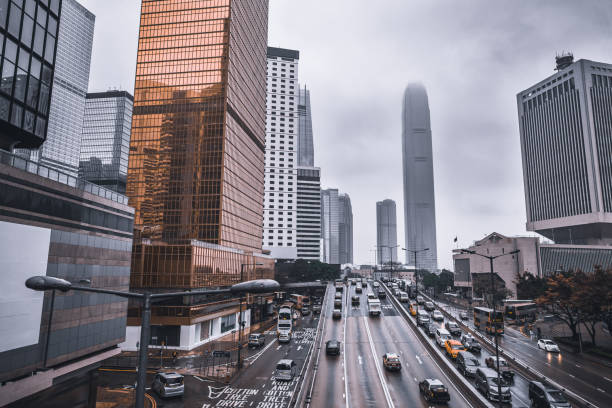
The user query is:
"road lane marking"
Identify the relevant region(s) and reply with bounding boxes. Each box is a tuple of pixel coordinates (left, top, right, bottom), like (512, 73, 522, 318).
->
(605, 377, 612, 382)
(297, 345, 302, 351)
(276, 345, 282, 350)
(415, 355, 423, 365)
(363, 316, 395, 408)
(576, 364, 581, 367)
(343, 293, 350, 408)
(568, 374, 575, 378)
(597, 388, 605, 393)
(358, 355, 363, 365)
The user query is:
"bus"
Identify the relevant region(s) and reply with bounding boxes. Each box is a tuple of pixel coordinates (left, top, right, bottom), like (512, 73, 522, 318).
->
(289, 294, 310, 310)
(504, 302, 537, 323)
(277, 303, 293, 342)
(335, 279, 344, 292)
(473, 307, 504, 335)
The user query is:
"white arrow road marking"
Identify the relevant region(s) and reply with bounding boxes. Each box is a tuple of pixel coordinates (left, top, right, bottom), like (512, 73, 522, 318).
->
(297, 345, 302, 351)
(358, 355, 363, 365)
(276, 345, 282, 350)
(416, 355, 423, 365)
(604, 377, 612, 382)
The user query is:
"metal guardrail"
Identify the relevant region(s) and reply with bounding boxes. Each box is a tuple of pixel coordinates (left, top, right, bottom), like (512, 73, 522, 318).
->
(421, 293, 599, 408)
(380, 282, 493, 408)
(292, 284, 329, 407)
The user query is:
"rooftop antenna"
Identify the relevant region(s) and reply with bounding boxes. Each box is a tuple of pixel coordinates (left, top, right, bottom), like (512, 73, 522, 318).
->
(555, 52, 574, 71)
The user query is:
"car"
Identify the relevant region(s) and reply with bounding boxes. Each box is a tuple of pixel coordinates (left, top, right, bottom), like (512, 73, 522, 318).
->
(382, 353, 402, 371)
(537, 339, 560, 352)
(278, 331, 291, 343)
(398, 291, 409, 302)
(248, 333, 266, 348)
(432, 310, 444, 321)
(529, 381, 571, 408)
(424, 301, 435, 311)
(456, 351, 480, 377)
(302, 306, 310, 316)
(312, 303, 322, 314)
(475, 367, 511, 403)
(275, 359, 297, 381)
(335, 291, 342, 299)
(356, 284, 363, 293)
(351, 279, 356, 285)
(435, 328, 451, 348)
(409, 302, 418, 316)
(419, 379, 451, 403)
(373, 282, 380, 289)
(445, 339, 466, 359)
(334, 299, 342, 308)
(351, 295, 360, 306)
(377, 290, 387, 299)
(460, 333, 481, 353)
(416, 295, 425, 305)
(152, 372, 184, 398)
(445, 321, 462, 336)
(417, 310, 431, 326)
(425, 323, 437, 337)
(332, 309, 342, 319)
(326, 339, 341, 356)
(459, 311, 469, 320)
(485, 356, 515, 381)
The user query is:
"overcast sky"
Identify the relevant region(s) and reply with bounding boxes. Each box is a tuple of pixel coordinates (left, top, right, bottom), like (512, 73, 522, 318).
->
(80, 0, 611, 269)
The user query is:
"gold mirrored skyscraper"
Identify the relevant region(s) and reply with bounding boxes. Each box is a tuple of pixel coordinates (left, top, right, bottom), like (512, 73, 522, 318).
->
(127, 0, 272, 290)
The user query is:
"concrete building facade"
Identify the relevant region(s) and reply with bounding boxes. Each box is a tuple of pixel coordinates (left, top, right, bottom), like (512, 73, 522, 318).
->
(297, 166, 321, 260)
(518, 57, 612, 245)
(263, 47, 299, 259)
(338, 193, 353, 264)
(402, 82, 438, 272)
(376, 199, 398, 265)
(321, 188, 339, 264)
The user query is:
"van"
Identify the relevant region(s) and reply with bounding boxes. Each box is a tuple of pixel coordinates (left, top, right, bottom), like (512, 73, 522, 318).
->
(435, 328, 451, 347)
(152, 372, 184, 398)
(398, 292, 409, 303)
(275, 359, 297, 381)
(417, 310, 430, 326)
(475, 367, 511, 403)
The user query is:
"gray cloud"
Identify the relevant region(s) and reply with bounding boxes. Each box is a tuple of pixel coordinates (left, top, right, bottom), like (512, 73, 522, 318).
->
(81, 0, 611, 268)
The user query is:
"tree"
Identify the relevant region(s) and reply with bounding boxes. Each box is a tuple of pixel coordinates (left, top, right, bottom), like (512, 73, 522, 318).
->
(537, 272, 581, 340)
(572, 267, 612, 346)
(472, 273, 513, 307)
(515, 271, 547, 300)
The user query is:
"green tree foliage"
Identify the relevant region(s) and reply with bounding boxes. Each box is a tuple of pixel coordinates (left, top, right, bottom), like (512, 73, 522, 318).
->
(514, 271, 547, 300)
(537, 271, 581, 340)
(420, 269, 455, 294)
(572, 267, 612, 346)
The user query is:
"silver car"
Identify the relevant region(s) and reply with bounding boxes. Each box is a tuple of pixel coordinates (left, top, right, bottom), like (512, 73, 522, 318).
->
(152, 372, 184, 398)
(275, 359, 297, 381)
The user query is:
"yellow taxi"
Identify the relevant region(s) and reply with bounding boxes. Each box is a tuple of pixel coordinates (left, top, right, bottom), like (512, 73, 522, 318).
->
(409, 302, 417, 316)
(444, 339, 466, 359)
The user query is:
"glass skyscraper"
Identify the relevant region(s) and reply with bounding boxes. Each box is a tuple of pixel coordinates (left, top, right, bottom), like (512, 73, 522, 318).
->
(338, 193, 353, 264)
(78, 90, 133, 194)
(0, 0, 61, 151)
(402, 82, 438, 272)
(297, 85, 314, 167)
(321, 188, 353, 264)
(376, 199, 398, 265)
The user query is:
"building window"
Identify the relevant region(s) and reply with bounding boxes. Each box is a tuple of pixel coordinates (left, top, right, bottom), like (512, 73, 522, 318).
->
(220, 314, 236, 333)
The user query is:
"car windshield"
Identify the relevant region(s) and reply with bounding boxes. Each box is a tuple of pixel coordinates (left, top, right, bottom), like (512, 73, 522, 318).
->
(276, 363, 291, 370)
(548, 391, 568, 403)
(430, 384, 446, 391)
(491, 377, 509, 387)
(545, 340, 555, 345)
(452, 344, 464, 350)
(387, 357, 400, 362)
(448, 323, 457, 328)
(465, 358, 478, 366)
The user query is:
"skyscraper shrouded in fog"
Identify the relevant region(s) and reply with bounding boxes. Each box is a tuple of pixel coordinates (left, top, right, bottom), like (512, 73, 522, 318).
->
(18, 0, 95, 177)
(339, 192, 353, 264)
(298, 85, 314, 167)
(376, 199, 398, 265)
(125, 0, 273, 350)
(402, 82, 438, 272)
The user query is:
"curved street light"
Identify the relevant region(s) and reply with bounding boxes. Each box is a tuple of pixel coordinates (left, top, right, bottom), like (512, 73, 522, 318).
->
(25, 275, 279, 408)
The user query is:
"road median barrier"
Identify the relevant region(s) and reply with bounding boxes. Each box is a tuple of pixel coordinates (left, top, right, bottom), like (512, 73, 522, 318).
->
(421, 293, 599, 408)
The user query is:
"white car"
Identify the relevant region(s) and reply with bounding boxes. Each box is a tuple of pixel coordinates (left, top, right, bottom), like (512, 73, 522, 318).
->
(432, 310, 444, 321)
(537, 339, 560, 352)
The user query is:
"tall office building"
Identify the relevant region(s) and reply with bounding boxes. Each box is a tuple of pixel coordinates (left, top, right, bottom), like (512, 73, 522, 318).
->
(297, 166, 321, 259)
(263, 47, 299, 259)
(79, 90, 133, 194)
(339, 193, 353, 264)
(22, 0, 94, 177)
(321, 188, 339, 264)
(402, 82, 438, 272)
(518, 56, 612, 245)
(376, 199, 398, 265)
(297, 85, 314, 166)
(125, 0, 273, 350)
(0, 2, 135, 405)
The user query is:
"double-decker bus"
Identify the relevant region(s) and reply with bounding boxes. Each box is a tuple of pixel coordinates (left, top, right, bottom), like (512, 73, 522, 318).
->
(504, 302, 537, 323)
(277, 302, 293, 342)
(473, 306, 504, 335)
(289, 294, 310, 310)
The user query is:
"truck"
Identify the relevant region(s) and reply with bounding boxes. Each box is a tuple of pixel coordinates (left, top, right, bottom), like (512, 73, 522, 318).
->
(277, 303, 293, 342)
(367, 298, 382, 317)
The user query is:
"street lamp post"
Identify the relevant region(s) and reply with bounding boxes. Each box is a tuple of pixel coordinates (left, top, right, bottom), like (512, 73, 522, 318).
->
(377, 244, 399, 279)
(460, 248, 519, 408)
(401, 247, 429, 316)
(25, 276, 279, 408)
(237, 263, 263, 368)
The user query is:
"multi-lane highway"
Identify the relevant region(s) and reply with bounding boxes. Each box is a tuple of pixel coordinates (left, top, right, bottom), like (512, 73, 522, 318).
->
(309, 281, 475, 408)
(433, 297, 612, 407)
